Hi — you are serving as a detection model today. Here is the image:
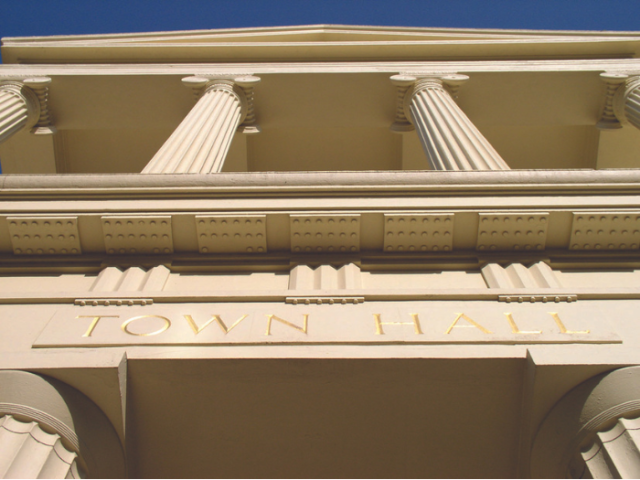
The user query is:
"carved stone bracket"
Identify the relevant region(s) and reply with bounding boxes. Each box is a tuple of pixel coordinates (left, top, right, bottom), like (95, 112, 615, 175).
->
(477, 212, 549, 251)
(570, 211, 640, 250)
(384, 213, 454, 252)
(7, 216, 81, 255)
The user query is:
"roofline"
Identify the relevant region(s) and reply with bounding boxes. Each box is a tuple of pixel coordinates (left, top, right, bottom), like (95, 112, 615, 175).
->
(4, 24, 640, 44)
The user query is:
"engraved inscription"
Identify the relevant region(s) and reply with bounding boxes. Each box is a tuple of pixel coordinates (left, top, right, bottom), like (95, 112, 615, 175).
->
(42, 302, 614, 348)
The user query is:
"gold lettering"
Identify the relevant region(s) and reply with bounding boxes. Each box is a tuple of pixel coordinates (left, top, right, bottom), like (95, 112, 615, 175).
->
(374, 313, 423, 335)
(184, 314, 248, 335)
(445, 313, 492, 334)
(265, 314, 308, 336)
(77, 315, 119, 337)
(549, 312, 590, 334)
(121, 315, 171, 337)
(505, 313, 541, 334)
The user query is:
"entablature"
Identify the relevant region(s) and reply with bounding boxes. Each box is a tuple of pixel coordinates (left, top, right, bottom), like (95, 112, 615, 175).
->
(3, 170, 640, 259)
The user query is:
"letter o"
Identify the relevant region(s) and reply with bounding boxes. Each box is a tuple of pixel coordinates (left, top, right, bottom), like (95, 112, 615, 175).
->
(121, 315, 171, 336)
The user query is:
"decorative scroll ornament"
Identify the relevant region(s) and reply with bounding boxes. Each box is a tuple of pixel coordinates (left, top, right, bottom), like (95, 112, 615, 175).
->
(23, 77, 56, 135)
(597, 73, 628, 130)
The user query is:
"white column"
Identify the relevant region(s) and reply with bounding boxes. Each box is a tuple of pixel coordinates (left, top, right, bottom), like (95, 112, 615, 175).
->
(532, 366, 640, 479)
(143, 75, 259, 174)
(390, 74, 510, 171)
(0, 415, 80, 478)
(614, 76, 640, 131)
(0, 370, 125, 478)
(578, 417, 640, 478)
(0, 81, 40, 144)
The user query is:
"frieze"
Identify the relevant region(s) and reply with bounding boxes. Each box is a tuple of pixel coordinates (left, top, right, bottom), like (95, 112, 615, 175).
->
(33, 300, 620, 347)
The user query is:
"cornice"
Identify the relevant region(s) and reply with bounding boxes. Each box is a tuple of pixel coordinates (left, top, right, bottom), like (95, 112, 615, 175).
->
(5, 25, 640, 44)
(2, 59, 640, 76)
(2, 170, 640, 199)
(4, 33, 640, 63)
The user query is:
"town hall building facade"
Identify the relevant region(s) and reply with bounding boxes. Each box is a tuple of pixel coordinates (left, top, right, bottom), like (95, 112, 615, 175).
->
(1, 25, 640, 477)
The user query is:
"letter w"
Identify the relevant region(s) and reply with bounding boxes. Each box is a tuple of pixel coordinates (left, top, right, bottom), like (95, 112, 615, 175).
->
(184, 314, 248, 335)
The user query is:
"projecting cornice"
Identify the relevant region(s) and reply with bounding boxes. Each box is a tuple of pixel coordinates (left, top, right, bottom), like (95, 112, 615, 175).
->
(3, 25, 640, 63)
(3, 59, 640, 76)
(3, 170, 640, 198)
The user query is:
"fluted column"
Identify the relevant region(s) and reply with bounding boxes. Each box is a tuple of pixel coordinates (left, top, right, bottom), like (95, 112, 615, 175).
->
(613, 76, 640, 131)
(143, 75, 259, 174)
(532, 366, 640, 478)
(0, 370, 125, 478)
(0, 415, 80, 478)
(390, 74, 510, 171)
(578, 417, 640, 478)
(0, 81, 40, 144)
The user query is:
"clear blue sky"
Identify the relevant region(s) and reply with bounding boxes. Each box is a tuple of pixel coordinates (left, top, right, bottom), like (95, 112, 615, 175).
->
(1, 0, 640, 40)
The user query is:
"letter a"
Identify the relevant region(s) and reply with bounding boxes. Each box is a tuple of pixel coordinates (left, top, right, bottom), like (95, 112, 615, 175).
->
(445, 313, 492, 334)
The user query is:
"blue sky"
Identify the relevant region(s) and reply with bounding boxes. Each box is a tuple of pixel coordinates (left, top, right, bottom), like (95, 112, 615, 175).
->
(1, 0, 640, 39)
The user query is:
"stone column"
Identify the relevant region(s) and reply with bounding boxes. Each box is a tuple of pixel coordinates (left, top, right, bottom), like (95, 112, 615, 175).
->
(532, 366, 640, 478)
(143, 75, 259, 174)
(390, 74, 510, 171)
(0, 414, 80, 478)
(613, 76, 640, 131)
(0, 81, 40, 144)
(0, 370, 125, 478)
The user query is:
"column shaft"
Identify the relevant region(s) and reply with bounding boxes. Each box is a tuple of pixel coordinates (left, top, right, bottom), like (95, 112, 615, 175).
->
(143, 81, 244, 174)
(0, 415, 79, 479)
(615, 77, 640, 130)
(0, 83, 39, 144)
(576, 417, 640, 479)
(405, 77, 510, 171)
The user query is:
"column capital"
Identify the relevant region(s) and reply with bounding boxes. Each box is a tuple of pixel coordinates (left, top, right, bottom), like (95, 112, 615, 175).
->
(597, 72, 628, 129)
(181, 75, 260, 132)
(390, 73, 469, 132)
(23, 77, 56, 135)
(0, 370, 125, 478)
(531, 366, 640, 478)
